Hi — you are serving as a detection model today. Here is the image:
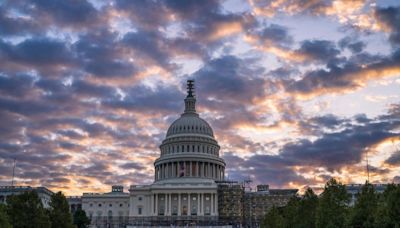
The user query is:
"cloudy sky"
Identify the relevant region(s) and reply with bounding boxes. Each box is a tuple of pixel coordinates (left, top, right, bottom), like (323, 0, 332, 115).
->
(0, 0, 400, 195)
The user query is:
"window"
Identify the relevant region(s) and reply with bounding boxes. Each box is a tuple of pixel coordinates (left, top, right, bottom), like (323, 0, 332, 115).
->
(109, 203, 112, 207)
(138, 197, 142, 201)
(98, 203, 102, 207)
(120, 203, 123, 207)
(138, 207, 142, 215)
(90, 203, 93, 207)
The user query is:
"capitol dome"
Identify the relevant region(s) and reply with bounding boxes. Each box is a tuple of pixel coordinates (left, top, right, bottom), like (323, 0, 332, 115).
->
(166, 114, 214, 138)
(154, 80, 225, 183)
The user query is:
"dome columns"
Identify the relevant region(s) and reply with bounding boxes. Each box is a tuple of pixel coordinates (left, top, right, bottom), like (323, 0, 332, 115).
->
(154, 160, 225, 181)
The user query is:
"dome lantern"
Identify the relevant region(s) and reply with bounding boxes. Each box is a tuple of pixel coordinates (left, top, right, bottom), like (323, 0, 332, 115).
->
(184, 79, 196, 114)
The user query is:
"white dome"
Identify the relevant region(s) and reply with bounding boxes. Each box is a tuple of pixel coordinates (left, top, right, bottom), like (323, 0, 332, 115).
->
(166, 113, 214, 137)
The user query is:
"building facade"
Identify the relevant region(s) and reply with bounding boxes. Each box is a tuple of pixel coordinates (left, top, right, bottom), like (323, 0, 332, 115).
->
(76, 80, 297, 227)
(0, 185, 53, 208)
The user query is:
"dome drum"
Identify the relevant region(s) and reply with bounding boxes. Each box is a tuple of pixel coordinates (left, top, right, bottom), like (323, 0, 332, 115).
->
(154, 160, 225, 182)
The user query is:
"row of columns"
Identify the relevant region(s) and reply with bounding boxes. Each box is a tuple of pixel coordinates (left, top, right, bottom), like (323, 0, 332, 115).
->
(155, 161, 225, 181)
(150, 193, 218, 216)
(160, 143, 219, 156)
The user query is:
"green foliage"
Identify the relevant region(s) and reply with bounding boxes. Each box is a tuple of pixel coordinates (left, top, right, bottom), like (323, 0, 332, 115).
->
(295, 188, 318, 228)
(6, 190, 51, 228)
(48, 191, 74, 228)
(375, 183, 400, 227)
(261, 180, 400, 228)
(73, 208, 91, 228)
(262, 205, 285, 228)
(0, 204, 12, 228)
(261, 188, 318, 228)
(348, 182, 377, 228)
(316, 178, 349, 228)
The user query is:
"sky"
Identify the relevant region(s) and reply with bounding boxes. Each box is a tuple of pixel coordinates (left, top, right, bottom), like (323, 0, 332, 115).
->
(0, 0, 400, 196)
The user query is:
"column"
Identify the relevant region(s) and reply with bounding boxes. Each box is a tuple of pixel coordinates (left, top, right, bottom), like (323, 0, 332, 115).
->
(150, 193, 154, 216)
(188, 193, 191, 216)
(155, 194, 158, 215)
(168, 194, 171, 216)
(178, 194, 181, 216)
(214, 193, 218, 215)
(210, 193, 213, 215)
(164, 194, 167, 215)
(200, 193, 203, 215)
(197, 193, 200, 215)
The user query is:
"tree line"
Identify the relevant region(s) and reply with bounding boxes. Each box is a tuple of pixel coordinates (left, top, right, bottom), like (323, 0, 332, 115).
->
(0, 190, 90, 228)
(262, 178, 400, 228)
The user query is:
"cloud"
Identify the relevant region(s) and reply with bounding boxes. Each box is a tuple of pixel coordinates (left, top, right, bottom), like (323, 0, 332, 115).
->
(385, 151, 400, 166)
(375, 6, 400, 45)
(285, 48, 400, 97)
(0, 37, 74, 65)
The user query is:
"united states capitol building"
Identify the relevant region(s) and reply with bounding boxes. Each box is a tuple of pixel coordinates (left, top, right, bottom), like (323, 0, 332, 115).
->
(69, 81, 298, 227)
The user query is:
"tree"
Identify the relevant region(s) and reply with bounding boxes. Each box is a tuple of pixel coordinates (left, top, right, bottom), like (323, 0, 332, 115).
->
(0, 204, 11, 228)
(6, 191, 51, 228)
(316, 178, 349, 228)
(296, 188, 318, 228)
(348, 182, 377, 228)
(375, 183, 400, 227)
(281, 196, 300, 227)
(48, 191, 74, 228)
(261, 205, 285, 228)
(73, 208, 91, 228)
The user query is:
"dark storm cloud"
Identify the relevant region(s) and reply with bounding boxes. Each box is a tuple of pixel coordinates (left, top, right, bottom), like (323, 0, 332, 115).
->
(119, 162, 145, 170)
(0, 96, 55, 116)
(281, 114, 400, 171)
(257, 24, 293, 47)
(0, 6, 42, 36)
(123, 30, 173, 69)
(375, 6, 400, 45)
(74, 29, 137, 78)
(117, 0, 254, 42)
(385, 151, 400, 165)
(0, 0, 102, 30)
(338, 36, 366, 53)
(223, 152, 306, 187)
(286, 48, 400, 95)
(192, 55, 266, 102)
(297, 40, 340, 62)
(0, 37, 74, 66)
(103, 84, 182, 113)
(28, 0, 100, 28)
(115, 0, 170, 29)
(0, 73, 35, 98)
